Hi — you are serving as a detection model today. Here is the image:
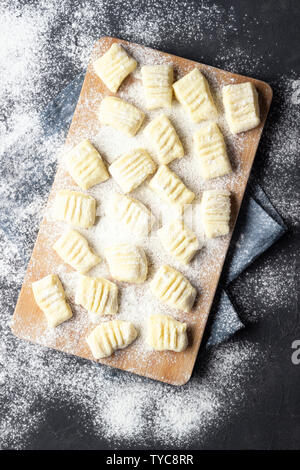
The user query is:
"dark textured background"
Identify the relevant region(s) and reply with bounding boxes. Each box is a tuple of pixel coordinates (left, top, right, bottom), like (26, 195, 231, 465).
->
(1, 0, 299, 449)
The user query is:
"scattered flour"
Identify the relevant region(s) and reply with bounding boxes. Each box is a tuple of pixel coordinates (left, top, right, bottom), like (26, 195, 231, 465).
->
(230, 245, 297, 322)
(0, 326, 260, 448)
(0, 0, 298, 450)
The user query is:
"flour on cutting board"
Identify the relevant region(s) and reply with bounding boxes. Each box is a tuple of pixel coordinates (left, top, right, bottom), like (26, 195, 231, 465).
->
(32, 40, 248, 358)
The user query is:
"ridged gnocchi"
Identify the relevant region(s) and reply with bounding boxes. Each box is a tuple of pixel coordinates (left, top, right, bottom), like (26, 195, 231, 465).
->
(222, 82, 260, 134)
(146, 314, 188, 352)
(105, 244, 148, 283)
(75, 275, 118, 317)
(150, 264, 196, 312)
(144, 114, 184, 164)
(193, 123, 232, 180)
(173, 68, 218, 122)
(107, 193, 152, 236)
(32, 274, 72, 328)
(53, 190, 96, 228)
(53, 230, 101, 273)
(93, 43, 137, 93)
(65, 139, 109, 190)
(98, 96, 145, 136)
(201, 189, 231, 238)
(141, 64, 173, 109)
(149, 165, 195, 206)
(109, 148, 156, 193)
(158, 220, 200, 264)
(87, 320, 138, 359)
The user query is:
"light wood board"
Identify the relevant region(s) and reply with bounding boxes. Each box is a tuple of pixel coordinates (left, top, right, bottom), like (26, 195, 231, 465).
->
(11, 37, 272, 385)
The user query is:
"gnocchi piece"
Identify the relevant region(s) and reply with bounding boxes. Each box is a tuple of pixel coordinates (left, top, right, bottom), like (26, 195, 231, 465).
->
(146, 314, 188, 352)
(144, 114, 184, 164)
(105, 244, 148, 283)
(53, 190, 96, 228)
(32, 274, 72, 328)
(93, 43, 137, 93)
(53, 230, 101, 273)
(173, 68, 218, 122)
(141, 64, 173, 109)
(65, 139, 109, 190)
(107, 193, 152, 236)
(193, 123, 232, 180)
(87, 320, 138, 359)
(157, 220, 201, 264)
(149, 165, 195, 206)
(150, 264, 196, 312)
(98, 97, 145, 137)
(222, 82, 260, 134)
(75, 275, 118, 317)
(109, 148, 156, 193)
(201, 189, 231, 239)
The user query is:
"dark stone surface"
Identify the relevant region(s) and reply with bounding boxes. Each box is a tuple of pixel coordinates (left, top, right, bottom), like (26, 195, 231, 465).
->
(1, 0, 299, 449)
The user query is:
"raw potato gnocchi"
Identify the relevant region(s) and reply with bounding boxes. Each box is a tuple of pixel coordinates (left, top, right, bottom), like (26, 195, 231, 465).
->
(32, 274, 72, 328)
(53, 230, 101, 273)
(29, 42, 260, 366)
(201, 189, 231, 239)
(193, 122, 232, 180)
(98, 96, 145, 136)
(53, 190, 96, 228)
(141, 64, 173, 109)
(144, 114, 184, 164)
(93, 43, 137, 93)
(149, 165, 195, 206)
(157, 220, 201, 265)
(173, 68, 218, 122)
(146, 314, 188, 352)
(109, 148, 156, 193)
(105, 244, 148, 283)
(87, 320, 138, 359)
(107, 193, 152, 236)
(65, 139, 109, 190)
(75, 275, 118, 317)
(222, 82, 260, 134)
(150, 264, 196, 312)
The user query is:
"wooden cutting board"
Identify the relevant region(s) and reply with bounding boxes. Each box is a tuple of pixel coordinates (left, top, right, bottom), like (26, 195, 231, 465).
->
(11, 37, 272, 385)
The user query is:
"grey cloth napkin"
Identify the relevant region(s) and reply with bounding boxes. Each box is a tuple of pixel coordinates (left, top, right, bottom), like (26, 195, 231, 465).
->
(16, 73, 288, 348)
(206, 187, 286, 347)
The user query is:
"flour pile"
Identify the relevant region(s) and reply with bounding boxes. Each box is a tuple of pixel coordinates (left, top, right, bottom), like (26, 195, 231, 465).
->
(0, 323, 260, 448)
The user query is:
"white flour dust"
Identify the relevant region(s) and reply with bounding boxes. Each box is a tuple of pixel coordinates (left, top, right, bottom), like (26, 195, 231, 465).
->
(0, 0, 298, 449)
(230, 244, 297, 323)
(0, 325, 260, 448)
